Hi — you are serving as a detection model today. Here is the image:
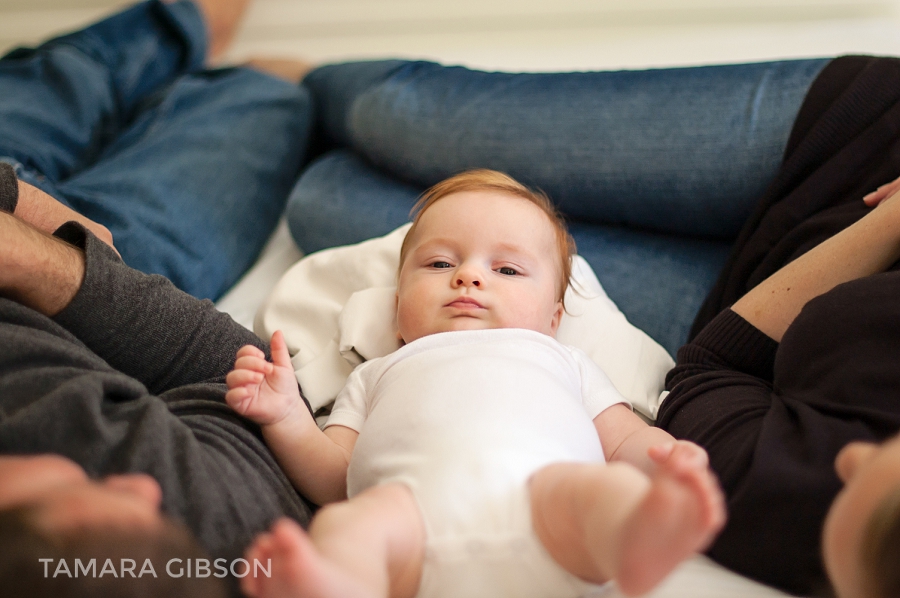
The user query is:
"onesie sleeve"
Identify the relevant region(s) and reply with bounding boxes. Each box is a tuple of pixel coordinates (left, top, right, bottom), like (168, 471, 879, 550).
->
(570, 347, 631, 419)
(323, 359, 376, 432)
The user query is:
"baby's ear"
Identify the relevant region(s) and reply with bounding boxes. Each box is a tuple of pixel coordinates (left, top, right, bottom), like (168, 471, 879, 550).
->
(550, 301, 564, 335)
(394, 291, 403, 342)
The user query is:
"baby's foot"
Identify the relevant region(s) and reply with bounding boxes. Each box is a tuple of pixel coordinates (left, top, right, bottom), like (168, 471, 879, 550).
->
(242, 518, 376, 598)
(615, 444, 726, 596)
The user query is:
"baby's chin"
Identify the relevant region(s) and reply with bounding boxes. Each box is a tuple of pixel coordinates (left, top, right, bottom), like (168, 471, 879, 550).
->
(401, 318, 554, 344)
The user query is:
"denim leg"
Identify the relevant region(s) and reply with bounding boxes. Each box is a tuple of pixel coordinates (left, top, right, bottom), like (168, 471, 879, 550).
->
(287, 149, 420, 253)
(55, 68, 312, 300)
(305, 58, 830, 239)
(569, 224, 729, 355)
(287, 149, 727, 354)
(0, 0, 206, 185)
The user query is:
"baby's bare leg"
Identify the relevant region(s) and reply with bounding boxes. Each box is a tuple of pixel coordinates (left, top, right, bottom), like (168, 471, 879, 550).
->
(531, 459, 724, 596)
(243, 484, 425, 598)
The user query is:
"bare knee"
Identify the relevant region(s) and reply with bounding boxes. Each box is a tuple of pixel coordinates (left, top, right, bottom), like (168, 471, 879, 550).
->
(309, 484, 425, 544)
(530, 462, 651, 583)
(309, 484, 425, 598)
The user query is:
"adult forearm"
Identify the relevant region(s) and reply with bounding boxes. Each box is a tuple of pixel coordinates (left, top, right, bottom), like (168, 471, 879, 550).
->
(732, 194, 900, 342)
(52, 225, 267, 394)
(0, 213, 84, 316)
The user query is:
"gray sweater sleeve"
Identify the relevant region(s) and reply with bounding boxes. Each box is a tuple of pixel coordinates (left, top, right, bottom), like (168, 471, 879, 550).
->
(0, 223, 313, 575)
(0, 163, 17, 213)
(53, 223, 268, 394)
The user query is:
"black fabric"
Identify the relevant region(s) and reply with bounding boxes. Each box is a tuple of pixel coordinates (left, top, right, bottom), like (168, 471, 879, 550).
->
(659, 55, 900, 595)
(659, 300, 900, 595)
(0, 225, 313, 588)
(0, 162, 17, 213)
(691, 55, 900, 338)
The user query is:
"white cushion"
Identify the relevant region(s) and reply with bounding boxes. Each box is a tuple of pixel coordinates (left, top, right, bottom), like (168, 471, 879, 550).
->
(255, 224, 674, 419)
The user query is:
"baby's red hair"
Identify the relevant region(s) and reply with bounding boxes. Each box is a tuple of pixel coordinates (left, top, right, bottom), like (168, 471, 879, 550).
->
(398, 169, 576, 304)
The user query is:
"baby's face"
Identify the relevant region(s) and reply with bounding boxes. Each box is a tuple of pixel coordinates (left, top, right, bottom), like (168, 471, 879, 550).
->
(396, 190, 564, 344)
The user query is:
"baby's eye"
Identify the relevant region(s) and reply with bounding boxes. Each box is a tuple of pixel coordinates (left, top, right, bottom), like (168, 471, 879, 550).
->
(430, 261, 452, 269)
(497, 266, 519, 276)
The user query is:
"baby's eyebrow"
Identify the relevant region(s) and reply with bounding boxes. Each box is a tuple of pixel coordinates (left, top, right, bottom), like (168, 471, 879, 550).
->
(412, 238, 457, 253)
(493, 242, 539, 261)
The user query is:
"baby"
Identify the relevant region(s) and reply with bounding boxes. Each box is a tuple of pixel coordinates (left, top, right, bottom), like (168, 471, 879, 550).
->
(226, 170, 725, 598)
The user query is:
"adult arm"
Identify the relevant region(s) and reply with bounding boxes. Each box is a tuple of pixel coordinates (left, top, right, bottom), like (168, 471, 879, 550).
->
(62, 225, 268, 394)
(0, 212, 266, 394)
(0, 213, 312, 566)
(732, 190, 900, 342)
(0, 212, 85, 317)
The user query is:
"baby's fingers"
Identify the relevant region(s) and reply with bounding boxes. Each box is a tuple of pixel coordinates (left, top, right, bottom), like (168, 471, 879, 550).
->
(234, 355, 274, 375)
(225, 386, 254, 413)
(236, 344, 266, 359)
(227, 368, 264, 389)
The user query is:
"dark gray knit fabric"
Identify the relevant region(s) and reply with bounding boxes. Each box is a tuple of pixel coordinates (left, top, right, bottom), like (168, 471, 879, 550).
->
(0, 163, 17, 213)
(0, 225, 312, 572)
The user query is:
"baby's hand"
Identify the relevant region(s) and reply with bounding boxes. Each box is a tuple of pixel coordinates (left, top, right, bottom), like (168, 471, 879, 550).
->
(226, 330, 302, 426)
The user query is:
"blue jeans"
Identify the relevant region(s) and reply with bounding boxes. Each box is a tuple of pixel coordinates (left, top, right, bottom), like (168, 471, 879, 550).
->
(289, 58, 830, 354)
(0, 0, 312, 300)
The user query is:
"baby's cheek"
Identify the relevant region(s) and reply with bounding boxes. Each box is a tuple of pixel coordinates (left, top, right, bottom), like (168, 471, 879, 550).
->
(396, 302, 427, 344)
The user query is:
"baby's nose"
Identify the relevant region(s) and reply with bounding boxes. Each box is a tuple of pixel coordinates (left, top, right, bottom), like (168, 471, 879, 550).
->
(457, 278, 480, 287)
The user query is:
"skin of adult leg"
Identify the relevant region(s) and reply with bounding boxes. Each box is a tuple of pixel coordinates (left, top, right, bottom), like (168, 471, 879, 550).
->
(0, 1, 207, 184)
(245, 483, 425, 598)
(244, 58, 317, 84)
(187, 0, 251, 63)
(0, 212, 84, 316)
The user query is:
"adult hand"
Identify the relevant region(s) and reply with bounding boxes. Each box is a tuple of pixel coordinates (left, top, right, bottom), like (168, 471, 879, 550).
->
(863, 174, 900, 208)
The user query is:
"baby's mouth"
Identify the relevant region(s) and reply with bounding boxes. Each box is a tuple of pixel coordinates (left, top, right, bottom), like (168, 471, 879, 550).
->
(446, 296, 484, 309)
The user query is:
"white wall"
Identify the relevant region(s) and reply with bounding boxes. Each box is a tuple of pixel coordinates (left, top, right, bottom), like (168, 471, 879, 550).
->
(4, 0, 900, 70)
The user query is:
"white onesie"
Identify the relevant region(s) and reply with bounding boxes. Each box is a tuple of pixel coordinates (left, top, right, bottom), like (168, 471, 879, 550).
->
(325, 328, 628, 598)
